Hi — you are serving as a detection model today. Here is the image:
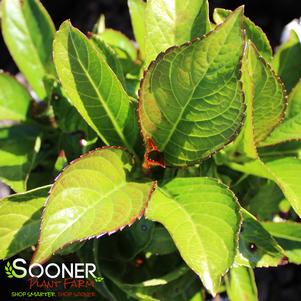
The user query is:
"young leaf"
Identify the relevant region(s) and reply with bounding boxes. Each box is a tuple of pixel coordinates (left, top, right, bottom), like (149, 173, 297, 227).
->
(0, 73, 31, 121)
(272, 30, 301, 92)
(145, 177, 241, 295)
(236, 210, 285, 268)
(128, 0, 146, 57)
(0, 186, 49, 260)
(1, 0, 56, 99)
(144, 0, 211, 64)
(32, 148, 155, 264)
(139, 8, 245, 166)
(0, 125, 40, 192)
(263, 222, 301, 264)
(225, 266, 258, 301)
(213, 8, 272, 61)
(53, 21, 139, 153)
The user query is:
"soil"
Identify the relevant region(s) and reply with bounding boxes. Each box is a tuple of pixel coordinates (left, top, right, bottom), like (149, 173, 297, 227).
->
(1, 0, 301, 300)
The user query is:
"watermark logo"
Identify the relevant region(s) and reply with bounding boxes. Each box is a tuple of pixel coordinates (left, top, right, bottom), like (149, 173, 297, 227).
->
(5, 261, 25, 279)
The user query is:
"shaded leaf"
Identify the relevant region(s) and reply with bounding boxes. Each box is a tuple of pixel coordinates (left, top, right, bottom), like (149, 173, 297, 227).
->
(32, 148, 155, 264)
(0, 73, 31, 121)
(145, 0, 210, 64)
(0, 186, 49, 259)
(53, 21, 139, 154)
(145, 177, 241, 295)
(1, 0, 56, 99)
(236, 210, 284, 268)
(0, 125, 40, 192)
(139, 8, 245, 166)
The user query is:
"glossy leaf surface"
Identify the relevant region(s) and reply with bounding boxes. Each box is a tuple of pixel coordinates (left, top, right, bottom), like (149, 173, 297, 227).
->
(146, 177, 241, 295)
(139, 8, 245, 166)
(32, 148, 154, 264)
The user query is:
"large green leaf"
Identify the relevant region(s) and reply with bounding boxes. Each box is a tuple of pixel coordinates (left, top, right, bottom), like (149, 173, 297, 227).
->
(128, 0, 146, 58)
(145, 177, 241, 295)
(1, 0, 56, 99)
(0, 125, 40, 192)
(32, 148, 154, 264)
(139, 8, 245, 166)
(213, 8, 272, 61)
(53, 21, 139, 154)
(225, 266, 258, 301)
(243, 42, 286, 145)
(272, 30, 301, 92)
(144, 0, 210, 64)
(0, 186, 49, 260)
(236, 210, 284, 268)
(263, 222, 301, 264)
(0, 73, 31, 121)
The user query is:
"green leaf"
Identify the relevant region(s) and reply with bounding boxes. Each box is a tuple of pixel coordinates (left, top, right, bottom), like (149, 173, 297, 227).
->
(243, 41, 286, 145)
(32, 148, 155, 264)
(260, 112, 301, 147)
(265, 158, 301, 217)
(248, 181, 283, 220)
(53, 21, 139, 154)
(128, 0, 146, 58)
(145, 177, 241, 295)
(228, 157, 301, 218)
(260, 80, 301, 147)
(263, 222, 301, 264)
(0, 186, 49, 260)
(272, 30, 301, 92)
(213, 8, 272, 61)
(139, 8, 245, 166)
(0, 73, 31, 121)
(225, 266, 258, 301)
(236, 210, 284, 268)
(286, 79, 301, 118)
(0, 125, 41, 192)
(144, 0, 210, 64)
(1, 0, 56, 99)
(146, 225, 177, 255)
(90, 35, 126, 86)
(99, 29, 137, 62)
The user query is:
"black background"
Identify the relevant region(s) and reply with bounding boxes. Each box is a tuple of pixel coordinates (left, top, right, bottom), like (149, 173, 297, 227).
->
(1, 0, 301, 300)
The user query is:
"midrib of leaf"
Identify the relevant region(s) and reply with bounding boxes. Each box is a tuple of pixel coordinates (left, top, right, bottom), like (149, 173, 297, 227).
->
(68, 29, 135, 154)
(40, 181, 127, 259)
(159, 21, 238, 151)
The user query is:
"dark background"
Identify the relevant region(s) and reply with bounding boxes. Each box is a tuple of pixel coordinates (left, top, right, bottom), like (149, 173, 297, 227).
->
(1, 0, 301, 300)
(1, 0, 301, 73)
